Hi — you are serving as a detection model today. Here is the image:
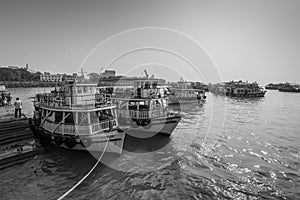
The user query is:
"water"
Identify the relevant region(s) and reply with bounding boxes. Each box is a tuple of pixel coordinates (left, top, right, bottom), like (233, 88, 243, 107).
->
(0, 89, 299, 200)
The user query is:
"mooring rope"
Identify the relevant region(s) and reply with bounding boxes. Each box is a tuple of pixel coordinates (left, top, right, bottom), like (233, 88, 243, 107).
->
(57, 139, 109, 200)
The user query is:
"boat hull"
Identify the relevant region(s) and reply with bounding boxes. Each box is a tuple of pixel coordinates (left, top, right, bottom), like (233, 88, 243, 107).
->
(168, 95, 205, 105)
(119, 115, 181, 138)
(31, 125, 125, 154)
(278, 88, 300, 93)
(225, 92, 266, 97)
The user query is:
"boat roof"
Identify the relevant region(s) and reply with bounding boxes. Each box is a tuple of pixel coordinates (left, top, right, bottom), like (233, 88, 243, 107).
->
(36, 103, 116, 112)
(110, 97, 168, 102)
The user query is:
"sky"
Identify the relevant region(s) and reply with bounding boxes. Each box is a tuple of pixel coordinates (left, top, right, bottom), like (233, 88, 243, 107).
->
(0, 0, 300, 84)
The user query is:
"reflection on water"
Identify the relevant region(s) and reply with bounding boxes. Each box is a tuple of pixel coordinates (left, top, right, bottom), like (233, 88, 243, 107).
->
(0, 89, 299, 199)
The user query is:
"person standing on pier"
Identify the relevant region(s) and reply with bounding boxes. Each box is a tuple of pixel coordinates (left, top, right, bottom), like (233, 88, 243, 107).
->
(14, 97, 22, 118)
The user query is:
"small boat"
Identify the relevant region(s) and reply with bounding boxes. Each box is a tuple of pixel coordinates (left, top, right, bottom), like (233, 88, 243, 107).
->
(210, 80, 266, 97)
(278, 83, 300, 93)
(30, 79, 125, 154)
(106, 80, 182, 138)
(265, 83, 279, 90)
(167, 81, 206, 105)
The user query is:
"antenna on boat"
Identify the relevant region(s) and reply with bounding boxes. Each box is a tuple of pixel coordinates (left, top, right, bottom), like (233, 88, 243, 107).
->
(77, 68, 88, 83)
(144, 69, 149, 79)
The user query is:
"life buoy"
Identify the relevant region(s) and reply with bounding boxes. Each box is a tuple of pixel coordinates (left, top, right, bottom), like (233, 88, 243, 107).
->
(143, 120, 152, 129)
(64, 136, 76, 148)
(54, 135, 64, 146)
(130, 120, 139, 128)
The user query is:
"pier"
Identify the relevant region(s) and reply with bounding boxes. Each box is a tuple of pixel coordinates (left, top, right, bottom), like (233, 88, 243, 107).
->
(0, 116, 43, 170)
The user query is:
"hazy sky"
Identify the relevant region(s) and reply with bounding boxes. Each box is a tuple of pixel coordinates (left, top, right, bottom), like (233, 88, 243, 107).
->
(0, 0, 299, 84)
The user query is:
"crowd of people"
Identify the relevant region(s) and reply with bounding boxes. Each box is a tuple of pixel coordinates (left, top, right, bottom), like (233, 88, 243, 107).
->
(0, 93, 12, 106)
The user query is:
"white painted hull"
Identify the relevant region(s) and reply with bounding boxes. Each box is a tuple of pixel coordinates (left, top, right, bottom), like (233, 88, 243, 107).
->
(119, 115, 181, 138)
(34, 127, 125, 154)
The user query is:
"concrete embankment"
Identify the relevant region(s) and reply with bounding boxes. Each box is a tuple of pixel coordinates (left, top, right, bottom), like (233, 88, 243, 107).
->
(0, 116, 44, 169)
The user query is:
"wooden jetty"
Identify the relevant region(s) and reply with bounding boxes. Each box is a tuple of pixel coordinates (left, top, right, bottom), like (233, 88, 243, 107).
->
(0, 115, 44, 170)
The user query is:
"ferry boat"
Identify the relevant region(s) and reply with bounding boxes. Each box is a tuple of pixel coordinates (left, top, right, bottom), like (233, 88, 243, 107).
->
(104, 80, 182, 138)
(278, 83, 300, 93)
(29, 80, 125, 154)
(167, 81, 206, 105)
(210, 80, 266, 97)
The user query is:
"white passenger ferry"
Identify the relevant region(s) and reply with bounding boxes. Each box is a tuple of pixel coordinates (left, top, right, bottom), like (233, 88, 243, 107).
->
(210, 80, 266, 97)
(167, 81, 206, 105)
(29, 80, 125, 154)
(108, 80, 182, 138)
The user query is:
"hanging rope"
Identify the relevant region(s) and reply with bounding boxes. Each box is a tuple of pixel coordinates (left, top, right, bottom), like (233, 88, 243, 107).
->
(57, 138, 109, 200)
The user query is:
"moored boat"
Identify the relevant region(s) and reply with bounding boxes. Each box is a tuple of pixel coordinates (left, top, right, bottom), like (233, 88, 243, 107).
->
(167, 81, 206, 105)
(278, 83, 300, 93)
(30, 79, 125, 154)
(210, 80, 266, 97)
(106, 80, 182, 138)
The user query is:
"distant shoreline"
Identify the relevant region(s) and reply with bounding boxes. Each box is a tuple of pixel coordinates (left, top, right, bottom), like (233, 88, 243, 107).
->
(0, 81, 63, 88)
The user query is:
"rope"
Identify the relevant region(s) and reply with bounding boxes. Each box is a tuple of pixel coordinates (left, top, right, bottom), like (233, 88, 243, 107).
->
(57, 138, 109, 200)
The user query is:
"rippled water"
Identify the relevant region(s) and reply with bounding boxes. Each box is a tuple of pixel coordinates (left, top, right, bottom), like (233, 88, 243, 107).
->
(0, 88, 299, 200)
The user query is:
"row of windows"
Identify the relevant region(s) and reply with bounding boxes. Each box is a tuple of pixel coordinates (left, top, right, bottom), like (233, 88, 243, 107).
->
(43, 109, 114, 125)
(76, 87, 94, 94)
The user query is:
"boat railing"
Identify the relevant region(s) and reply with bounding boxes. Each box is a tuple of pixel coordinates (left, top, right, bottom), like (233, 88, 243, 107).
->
(43, 119, 117, 135)
(117, 108, 167, 119)
(35, 93, 114, 109)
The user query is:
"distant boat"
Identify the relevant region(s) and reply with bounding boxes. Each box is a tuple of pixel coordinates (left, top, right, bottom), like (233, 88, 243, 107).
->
(167, 81, 206, 105)
(265, 83, 278, 90)
(101, 79, 182, 138)
(210, 80, 267, 97)
(265, 83, 286, 90)
(278, 83, 300, 93)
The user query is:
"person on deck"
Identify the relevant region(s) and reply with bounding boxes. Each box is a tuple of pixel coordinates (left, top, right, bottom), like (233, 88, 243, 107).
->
(14, 97, 22, 118)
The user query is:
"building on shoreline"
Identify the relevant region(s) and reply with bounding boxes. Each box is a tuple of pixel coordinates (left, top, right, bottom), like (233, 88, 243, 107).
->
(98, 70, 166, 87)
(40, 72, 77, 82)
(40, 72, 63, 82)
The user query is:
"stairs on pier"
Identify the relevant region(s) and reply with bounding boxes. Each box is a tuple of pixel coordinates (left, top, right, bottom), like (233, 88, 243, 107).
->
(0, 116, 43, 170)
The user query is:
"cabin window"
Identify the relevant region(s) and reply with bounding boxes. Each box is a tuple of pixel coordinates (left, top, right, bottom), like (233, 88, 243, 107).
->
(98, 109, 113, 121)
(65, 112, 75, 124)
(45, 110, 54, 122)
(83, 87, 87, 93)
(78, 112, 89, 125)
(55, 111, 63, 123)
(43, 109, 47, 117)
(90, 112, 98, 124)
(139, 104, 149, 110)
(78, 87, 82, 94)
(89, 87, 92, 93)
(129, 102, 138, 110)
(153, 82, 157, 89)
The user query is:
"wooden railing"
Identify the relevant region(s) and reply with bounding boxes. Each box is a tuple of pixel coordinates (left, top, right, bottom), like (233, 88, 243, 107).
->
(117, 109, 167, 119)
(35, 93, 114, 109)
(42, 119, 117, 135)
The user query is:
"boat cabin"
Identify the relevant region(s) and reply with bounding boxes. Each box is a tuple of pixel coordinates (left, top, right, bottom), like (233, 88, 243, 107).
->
(34, 80, 119, 136)
(115, 80, 169, 126)
(35, 106, 118, 136)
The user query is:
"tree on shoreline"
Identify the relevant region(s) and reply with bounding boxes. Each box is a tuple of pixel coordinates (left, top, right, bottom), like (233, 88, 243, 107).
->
(0, 68, 41, 81)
